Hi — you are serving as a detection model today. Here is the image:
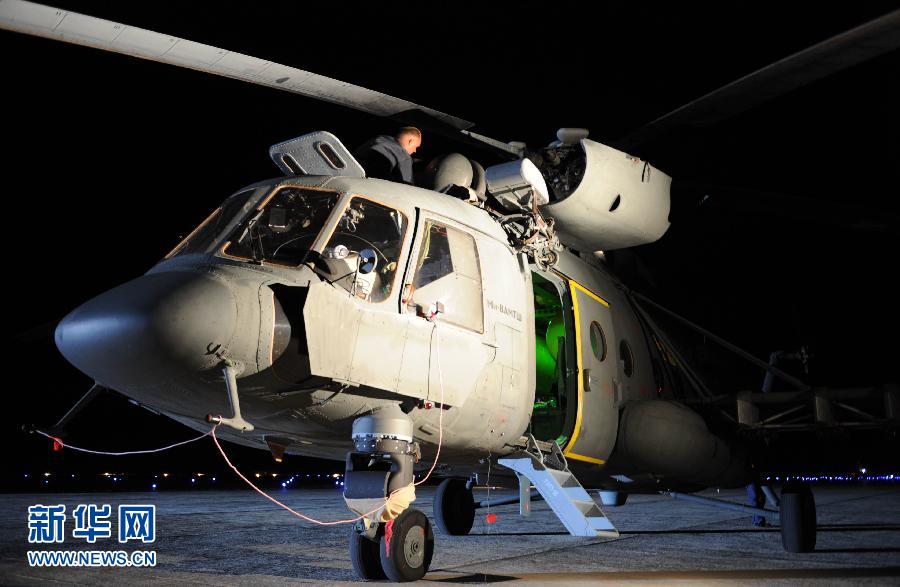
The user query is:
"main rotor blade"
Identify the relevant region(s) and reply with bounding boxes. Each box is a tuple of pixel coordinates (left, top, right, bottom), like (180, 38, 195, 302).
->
(0, 0, 522, 157)
(617, 9, 900, 150)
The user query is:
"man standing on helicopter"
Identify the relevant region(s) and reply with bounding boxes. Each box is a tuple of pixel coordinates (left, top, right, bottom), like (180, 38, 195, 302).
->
(353, 126, 422, 184)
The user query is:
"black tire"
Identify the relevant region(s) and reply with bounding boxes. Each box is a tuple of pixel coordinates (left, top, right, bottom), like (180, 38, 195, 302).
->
(349, 525, 386, 581)
(379, 508, 434, 582)
(434, 478, 475, 535)
(780, 484, 817, 553)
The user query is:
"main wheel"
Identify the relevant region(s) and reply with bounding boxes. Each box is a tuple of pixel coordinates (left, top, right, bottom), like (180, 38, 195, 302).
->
(780, 483, 817, 552)
(434, 478, 476, 535)
(349, 525, 386, 581)
(379, 508, 434, 582)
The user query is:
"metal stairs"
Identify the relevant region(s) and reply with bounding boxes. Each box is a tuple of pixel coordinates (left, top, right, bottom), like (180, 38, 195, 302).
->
(498, 440, 618, 538)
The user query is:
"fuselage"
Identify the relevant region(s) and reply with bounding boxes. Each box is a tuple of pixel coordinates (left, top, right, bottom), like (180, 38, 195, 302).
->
(55, 174, 749, 490)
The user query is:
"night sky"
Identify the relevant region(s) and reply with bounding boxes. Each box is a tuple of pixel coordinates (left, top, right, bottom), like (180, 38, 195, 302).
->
(3, 2, 898, 490)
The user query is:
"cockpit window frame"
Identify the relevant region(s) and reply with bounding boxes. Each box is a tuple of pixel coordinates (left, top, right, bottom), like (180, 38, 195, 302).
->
(217, 185, 346, 268)
(164, 187, 262, 260)
(164, 207, 221, 260)
(406, 214, 485, 333)
(318, 193, 412, 305)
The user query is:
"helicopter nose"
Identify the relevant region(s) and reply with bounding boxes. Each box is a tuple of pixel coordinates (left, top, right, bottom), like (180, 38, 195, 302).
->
(55, 272, 237, 388)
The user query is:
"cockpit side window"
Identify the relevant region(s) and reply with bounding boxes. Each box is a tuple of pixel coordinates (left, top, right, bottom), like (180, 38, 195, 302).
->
(411, 221, 483, 332)
(321, 197, 408, 303)
(165, 189, 257, 259)
(221, 187, 339, 266)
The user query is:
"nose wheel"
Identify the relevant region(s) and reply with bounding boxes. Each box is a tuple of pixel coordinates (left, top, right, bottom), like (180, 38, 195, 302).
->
(349, 524, 386, 581)
(349, 508, 434, 582)
(379, 508, 434, 582)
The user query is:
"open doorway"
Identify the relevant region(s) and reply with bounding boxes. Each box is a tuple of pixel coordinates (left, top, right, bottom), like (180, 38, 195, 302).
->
(530, 271, 576, 445)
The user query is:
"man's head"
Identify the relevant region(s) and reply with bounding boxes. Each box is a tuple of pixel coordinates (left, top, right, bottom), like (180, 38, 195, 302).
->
(396, 127, 422, 155)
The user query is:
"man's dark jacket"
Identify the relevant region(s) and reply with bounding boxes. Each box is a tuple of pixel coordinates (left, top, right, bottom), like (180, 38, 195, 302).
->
(353, 135, 414, 184)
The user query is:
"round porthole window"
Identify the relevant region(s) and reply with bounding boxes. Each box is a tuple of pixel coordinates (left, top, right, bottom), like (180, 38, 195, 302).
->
(589, 321, 607, 361)
(620, 340, 634, 377)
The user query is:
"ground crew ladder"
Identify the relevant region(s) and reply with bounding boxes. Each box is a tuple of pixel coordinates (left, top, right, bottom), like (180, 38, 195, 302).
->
(498, 450, 618, 538)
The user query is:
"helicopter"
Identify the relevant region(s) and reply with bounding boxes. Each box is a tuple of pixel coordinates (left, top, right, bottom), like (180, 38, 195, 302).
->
(4, 1, 899, 582)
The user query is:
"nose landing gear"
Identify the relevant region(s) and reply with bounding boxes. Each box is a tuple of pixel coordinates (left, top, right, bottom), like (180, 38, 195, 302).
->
(344, 406, 434, 582)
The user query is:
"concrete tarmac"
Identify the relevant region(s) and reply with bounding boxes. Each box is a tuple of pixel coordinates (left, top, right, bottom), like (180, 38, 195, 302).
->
(1, 486, 898, 585)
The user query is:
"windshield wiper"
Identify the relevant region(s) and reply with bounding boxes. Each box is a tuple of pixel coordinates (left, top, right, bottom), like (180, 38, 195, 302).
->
(245, 217, 265, 264)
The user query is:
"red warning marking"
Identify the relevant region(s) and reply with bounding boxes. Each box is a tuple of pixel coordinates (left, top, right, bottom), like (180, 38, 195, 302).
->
(485, 513, 497, 524)
(384, 519, 394, 556)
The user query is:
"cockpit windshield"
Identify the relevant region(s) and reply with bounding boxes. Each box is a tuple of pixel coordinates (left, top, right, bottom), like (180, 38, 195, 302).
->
(222, 187, 339, 266)
(320, 197, 408, 303)
(165, 188, 257, 259)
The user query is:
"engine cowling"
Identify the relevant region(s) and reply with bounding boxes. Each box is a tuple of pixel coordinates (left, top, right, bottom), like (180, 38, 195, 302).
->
(537, 139, 671, 251)
(516, 138, 672, 252)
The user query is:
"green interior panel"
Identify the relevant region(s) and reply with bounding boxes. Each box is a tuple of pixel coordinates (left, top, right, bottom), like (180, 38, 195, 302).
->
(531, 273, 570, 442)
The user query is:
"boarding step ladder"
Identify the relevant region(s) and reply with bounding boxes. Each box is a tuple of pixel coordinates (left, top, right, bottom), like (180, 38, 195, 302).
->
(498, 439, 618, 538)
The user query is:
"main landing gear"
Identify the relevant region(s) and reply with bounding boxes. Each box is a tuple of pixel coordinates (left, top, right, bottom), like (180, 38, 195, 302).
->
(345, 406, 435, 582)
(663, 483, 818, 553)
(780, 483, 817, 552)
(433, 478, 476, 535)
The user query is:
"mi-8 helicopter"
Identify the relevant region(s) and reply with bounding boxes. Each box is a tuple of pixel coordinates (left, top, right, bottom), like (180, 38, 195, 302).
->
(5, 1, 899, 582)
